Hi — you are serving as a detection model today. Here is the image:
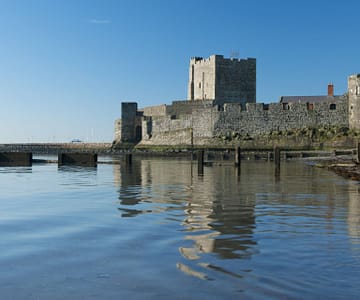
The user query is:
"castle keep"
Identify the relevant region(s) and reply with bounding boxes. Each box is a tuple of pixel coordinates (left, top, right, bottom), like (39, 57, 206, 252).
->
(188, 55, 256, 104)
(114, 54, 360, 147)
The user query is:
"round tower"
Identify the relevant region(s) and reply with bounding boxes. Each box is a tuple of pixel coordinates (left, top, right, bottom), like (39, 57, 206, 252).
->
(348, 74, 360, 130)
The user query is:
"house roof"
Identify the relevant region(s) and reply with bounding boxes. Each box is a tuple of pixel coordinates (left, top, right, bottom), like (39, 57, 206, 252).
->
(279, 95, 342, 104)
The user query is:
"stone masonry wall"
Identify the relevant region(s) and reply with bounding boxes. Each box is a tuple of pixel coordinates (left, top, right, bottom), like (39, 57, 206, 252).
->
(140, 101, 217, 145)
(143, 104, 168, 117)
(214, 97, 348, 137)
(187, 55, 256, 104)
(215, 56, 256, 104)
(167, 100, 215, 116)
(188, 56, 216, 100)
(348, 74, 360, 130)
(114, 118, 121, 142)
(140, 97, 349, 146)
(120, 102, 138, 142)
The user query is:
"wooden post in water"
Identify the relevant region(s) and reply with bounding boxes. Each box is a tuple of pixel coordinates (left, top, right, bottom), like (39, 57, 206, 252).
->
(197, 150, 204, 175)
(274, 146, 280, 177)
(235, 146, 241, 168)
(267, 151, 272, 161)
(358, 142, 360, 163)
(125, 153, 132, 166)
(234, 146, 241, 177)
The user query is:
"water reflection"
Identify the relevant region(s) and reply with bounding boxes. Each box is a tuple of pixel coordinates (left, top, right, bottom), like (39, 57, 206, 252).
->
(57, 165, 97, 188)
(0, 167, 32, 174)
(180, 166, 257, 261)
(113, 157, 360, 282)
(114, 158, 258, 279)
(348, 185, 360, 243)
(114, 160, 144, 216)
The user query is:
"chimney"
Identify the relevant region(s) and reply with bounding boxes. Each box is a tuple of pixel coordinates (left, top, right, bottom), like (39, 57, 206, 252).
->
(328, 83, 334, 96)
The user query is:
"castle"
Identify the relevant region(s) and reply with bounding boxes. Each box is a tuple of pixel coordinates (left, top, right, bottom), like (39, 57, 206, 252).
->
(114, 54, 360, 147)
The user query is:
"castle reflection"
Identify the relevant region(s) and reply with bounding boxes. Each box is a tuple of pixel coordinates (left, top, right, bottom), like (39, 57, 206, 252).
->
(114, 158, 258, 262)
(113, 157, 360, 278)
(348, 184, 360, 244)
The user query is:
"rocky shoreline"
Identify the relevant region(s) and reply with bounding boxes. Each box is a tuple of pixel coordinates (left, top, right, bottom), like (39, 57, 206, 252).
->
(310, 155, 360, 181)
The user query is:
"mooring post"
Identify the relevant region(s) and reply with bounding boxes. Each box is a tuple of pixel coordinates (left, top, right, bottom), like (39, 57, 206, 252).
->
(125, 152, 132, 166)
(267, 151, 271, 161)
(197, 149, 204, 175)
(358, 142, 360, 163)
(235, 146, 241, 168)
(274, 146, 280, 176)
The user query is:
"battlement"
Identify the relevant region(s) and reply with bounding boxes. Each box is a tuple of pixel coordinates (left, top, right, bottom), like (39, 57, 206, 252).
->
(190, 55, 255, 65)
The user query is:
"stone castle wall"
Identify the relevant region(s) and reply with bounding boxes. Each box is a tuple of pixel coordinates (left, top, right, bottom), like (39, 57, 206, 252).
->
(143, 104, 168, 117)
(167, 100, 215, 116)
(139, 97, 349, 146)
(348, 74, 360, 130)
(188, 56, 216, 100)
(215, 56, 256, 104)
(214, 98, 348, 137)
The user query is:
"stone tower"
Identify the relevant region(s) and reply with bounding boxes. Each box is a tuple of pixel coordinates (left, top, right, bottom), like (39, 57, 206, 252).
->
(119, 102, 143, 143)
(348, 74, 360, 130)
(187, 54, 256, 105)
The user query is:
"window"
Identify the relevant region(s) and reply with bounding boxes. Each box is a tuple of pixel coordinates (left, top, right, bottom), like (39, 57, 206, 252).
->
(282, 103, 290, 110)
(307, 103, 314, 110)
(329, 103, 336, 110)
(198, 82, 201, 88)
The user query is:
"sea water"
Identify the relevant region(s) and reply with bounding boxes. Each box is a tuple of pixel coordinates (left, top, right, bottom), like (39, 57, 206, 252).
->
(0, 157, 360, 299)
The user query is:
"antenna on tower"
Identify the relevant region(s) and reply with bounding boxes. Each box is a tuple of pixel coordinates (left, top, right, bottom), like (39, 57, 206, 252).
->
(230, 50, 239, 60)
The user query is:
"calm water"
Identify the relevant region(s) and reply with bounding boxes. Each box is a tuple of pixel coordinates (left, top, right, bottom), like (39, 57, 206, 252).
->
(1, 157, 360, 299)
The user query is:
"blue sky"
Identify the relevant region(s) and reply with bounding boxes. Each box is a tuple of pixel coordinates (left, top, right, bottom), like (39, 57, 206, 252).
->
(1, 0, 359, 142)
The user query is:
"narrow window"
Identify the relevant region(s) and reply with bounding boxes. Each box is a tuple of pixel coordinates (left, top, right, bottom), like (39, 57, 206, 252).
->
(282, 103, 289, 110)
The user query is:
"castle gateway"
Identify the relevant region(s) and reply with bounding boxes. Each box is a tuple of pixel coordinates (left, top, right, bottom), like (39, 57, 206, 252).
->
(114, 54, 359, 146)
